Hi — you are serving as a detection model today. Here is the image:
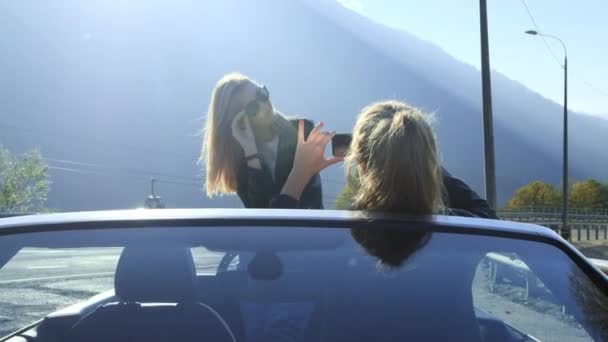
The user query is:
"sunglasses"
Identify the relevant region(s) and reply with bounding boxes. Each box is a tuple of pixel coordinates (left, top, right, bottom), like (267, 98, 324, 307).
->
(244, 86, 270, 117)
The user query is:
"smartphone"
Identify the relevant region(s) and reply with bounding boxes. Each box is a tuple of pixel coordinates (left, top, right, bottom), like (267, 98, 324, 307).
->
(332, 134, 352, 157)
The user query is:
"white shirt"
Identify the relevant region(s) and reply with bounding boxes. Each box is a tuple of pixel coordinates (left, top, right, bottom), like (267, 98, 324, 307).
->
(259, 135, 280, 181)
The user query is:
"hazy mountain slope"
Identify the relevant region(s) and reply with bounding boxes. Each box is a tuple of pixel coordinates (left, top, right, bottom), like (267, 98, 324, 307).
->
(302, 0, 608, 196)
(0, 0, 605, 210)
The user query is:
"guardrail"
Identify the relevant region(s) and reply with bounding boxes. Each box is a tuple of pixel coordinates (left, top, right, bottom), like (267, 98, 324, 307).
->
(498, 208, 608, 242)
(500, 206, 608, 216)
(502, 221, 608, 242)
(499, 212, 608, 223)
(588, 258, 608, 275)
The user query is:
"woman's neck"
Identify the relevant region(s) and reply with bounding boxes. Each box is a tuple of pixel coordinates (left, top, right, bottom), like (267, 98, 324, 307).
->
(254, 123, 275, 143)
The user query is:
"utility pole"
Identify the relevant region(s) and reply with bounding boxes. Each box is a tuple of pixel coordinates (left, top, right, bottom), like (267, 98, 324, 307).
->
(563, 56, 568, 236)
(525, 30, 568, 238)
(479, 0, 497, 209)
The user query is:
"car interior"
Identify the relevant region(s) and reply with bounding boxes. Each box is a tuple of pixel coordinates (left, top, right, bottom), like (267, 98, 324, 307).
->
(3, 243, 540, 342)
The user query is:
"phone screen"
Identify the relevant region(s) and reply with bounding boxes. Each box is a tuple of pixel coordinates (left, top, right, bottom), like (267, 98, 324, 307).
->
(332, 134, 352, 157)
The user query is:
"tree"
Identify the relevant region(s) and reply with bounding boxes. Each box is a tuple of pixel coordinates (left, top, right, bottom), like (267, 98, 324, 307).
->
(506, 180, 560, 209)
(334, 173, 360, 210)
(569, 179, 603, 209)
(335, 182, 354, 210)
(0, 146, 50, 213)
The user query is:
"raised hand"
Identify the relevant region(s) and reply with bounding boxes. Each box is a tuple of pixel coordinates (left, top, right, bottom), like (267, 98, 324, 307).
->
(280, 120, 344, 201)
(231, 111, 257, 156)
(292, 120, 343, 179)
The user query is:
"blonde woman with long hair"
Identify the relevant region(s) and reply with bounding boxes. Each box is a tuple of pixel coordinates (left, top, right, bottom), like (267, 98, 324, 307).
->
(201, 73, 329, 208)
(276, 100, 496, 218)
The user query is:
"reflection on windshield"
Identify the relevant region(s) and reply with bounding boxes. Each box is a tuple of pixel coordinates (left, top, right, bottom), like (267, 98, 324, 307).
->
(569, 265, 608, 339)
(349, 227, 430, 268)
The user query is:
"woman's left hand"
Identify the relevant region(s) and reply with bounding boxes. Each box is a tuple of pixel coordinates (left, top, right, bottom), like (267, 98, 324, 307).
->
(231, 111, 258, 156)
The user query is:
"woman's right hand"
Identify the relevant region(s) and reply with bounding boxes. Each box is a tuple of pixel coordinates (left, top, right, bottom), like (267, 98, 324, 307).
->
(292, 120, 343, 180)
(280, 120, 343, 201)
(231, 111, 257, 156)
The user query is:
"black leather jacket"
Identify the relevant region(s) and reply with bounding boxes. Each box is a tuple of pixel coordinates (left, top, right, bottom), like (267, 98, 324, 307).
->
(441, 169, 497, 218)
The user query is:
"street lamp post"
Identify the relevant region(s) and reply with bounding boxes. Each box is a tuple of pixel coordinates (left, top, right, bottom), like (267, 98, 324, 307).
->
(525, 30, 568, 236)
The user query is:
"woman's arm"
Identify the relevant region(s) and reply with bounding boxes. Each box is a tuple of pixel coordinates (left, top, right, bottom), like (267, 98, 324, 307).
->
(293, 119, 324, 209)
(275, 121, 342, 208)
(231, 111, 276, 208)
(280, 168, 314, 203)
(442, 169, 498, 219)
(298, 173, 324, 209)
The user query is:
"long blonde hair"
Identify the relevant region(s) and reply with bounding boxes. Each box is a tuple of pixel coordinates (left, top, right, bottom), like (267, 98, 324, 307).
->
(346, 100, 445, 215)
(202, 73, 251, 196)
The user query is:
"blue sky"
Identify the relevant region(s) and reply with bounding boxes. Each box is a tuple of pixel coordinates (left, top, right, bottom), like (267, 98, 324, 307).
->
(336, 0, 608, 119)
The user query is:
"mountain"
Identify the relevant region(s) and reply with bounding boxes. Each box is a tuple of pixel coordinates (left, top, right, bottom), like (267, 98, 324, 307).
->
(0, 0, 606, 211)
(301, 0, 608, 200)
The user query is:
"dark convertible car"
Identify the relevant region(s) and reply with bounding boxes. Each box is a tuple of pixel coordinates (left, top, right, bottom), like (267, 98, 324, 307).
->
(1, 209, 607, 341)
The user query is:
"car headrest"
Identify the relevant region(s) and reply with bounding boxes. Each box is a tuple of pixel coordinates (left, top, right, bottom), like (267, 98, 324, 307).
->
(114, 247, 196, 303)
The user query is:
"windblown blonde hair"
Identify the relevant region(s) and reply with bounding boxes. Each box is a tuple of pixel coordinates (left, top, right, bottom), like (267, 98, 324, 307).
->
(346, 100, 445, 215)
(201, 73, 251, 196)
(201, 73, 294, 196)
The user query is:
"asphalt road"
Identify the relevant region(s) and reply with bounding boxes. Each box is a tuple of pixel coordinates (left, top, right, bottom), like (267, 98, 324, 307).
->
(0, 249, 596, 340)
(0, 248, 222, 337)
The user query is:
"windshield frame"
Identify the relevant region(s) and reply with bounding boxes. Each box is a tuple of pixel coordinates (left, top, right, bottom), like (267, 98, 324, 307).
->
(1, 209, 606, 293)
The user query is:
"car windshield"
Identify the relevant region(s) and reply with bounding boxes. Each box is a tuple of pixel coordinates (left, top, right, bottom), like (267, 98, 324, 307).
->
(1, 224, 607, 341)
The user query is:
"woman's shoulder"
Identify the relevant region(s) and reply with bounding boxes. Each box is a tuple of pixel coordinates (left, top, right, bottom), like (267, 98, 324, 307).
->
(275, 115, 315, 138)
(281, 114, 314, 128)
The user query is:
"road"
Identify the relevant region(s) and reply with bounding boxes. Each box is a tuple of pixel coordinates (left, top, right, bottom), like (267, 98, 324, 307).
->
(0, 248, 222, 337)
(0, 249, 596, 340)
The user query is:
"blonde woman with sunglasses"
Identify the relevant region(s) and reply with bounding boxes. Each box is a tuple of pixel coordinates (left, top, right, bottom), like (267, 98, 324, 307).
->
(201, 73, 327, 209)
